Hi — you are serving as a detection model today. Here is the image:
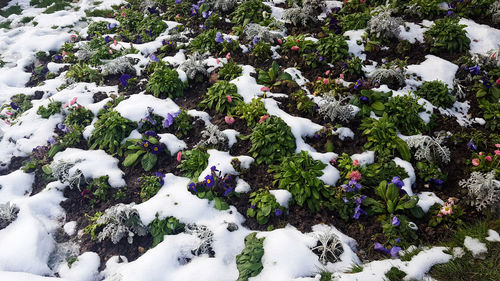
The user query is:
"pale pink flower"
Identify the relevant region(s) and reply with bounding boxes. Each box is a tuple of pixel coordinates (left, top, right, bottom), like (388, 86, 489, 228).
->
(258, 115, 270, 123)
(296, 39, 300, 43)
(353, 159, 359, 166)
(62, 103, 68, 109)
(472, 158, 480, 166)
(291, 46, 300, 51)
(277, 38, 282, 44)
(495, 150, 500, 156)
(479, 152, 484, 156)
(323, 78, 329, 84)
(260, 86, 270, 92)
(5, 111, 12, 116)
(440, 204, 453, 216)
(485, 156, 492, 162)
(448, 197, 458, 206)
(176, 151, 182, 162)
(349, 170, 362, 182)
(62, 51, 66, 57)
(114, 40, 117, 46)
(69, 97, 77, 106)
(495, 143, 500, 148)
(70, 35, 77, 41)
(121, 12, 126, 17)
(339, 73, 344, 79)
(225, 115, 235, 124)
(225, 53, 231, 59)
(216, 58, 220, 64)
(175, 14, 180, 19)
(109, 49, 113, 54)
(226, 95, 232, 103)
(317, 76, 322, 81)
(325, 70, 330, 76)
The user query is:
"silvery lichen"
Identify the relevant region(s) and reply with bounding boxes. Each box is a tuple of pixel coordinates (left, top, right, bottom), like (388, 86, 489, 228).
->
(185, 224, 215, 256)
(0, 202, 19, 230)
(403, 134, 451, 164)
(317, 93, 355, 122)
(367, 9, 403, 39)
(179, 52, 209, 80)
(310, 231, 343, 265)
(368, 65, 405, 87)
(51, 160, 86, 190)
(459, 171, 500, 213)
(244, 24, 282, 43)
(282, 5, 318, 27)
(197, 124, 228, 150)
(101, 56, 136, 76)
(96, 203, 148, 244)
(75, 43, 97, 61)
(207, 0, 238, 11)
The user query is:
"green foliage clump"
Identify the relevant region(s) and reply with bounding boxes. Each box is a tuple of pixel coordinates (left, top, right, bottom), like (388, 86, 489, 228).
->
(339, 11, 371, 31)
(87, 21, 110, 37)
(250, 41, 272, 62)
(149, 214, 185, 247)
(66, 62, 101, 83)
(416, 80, 456, 108)
(89, 110, 137, 156)
(1, 94, 33, 120)
(415, 161, 447, 187)
(350, 89, 392, 118)
(257, 61, 293, 88)
(231, 0, 271, 25)
(64, 106, 94, 127)
(424, 17, 470, 53)
(37, 100, 61, 118)
(0, 5, 22, 17)
(218, 59, 242, 81)
(365, 180, 419, 215)
(479, 100, 500, 131)
(289, 90, 316, 115)
(190, 29, 240, 55)
(235, 97, 268, 127)
(362, 161, 409, 187)
(177, 149, 210, 179)
(146, 61, 186, 99)
(200, 81, 243, 114)
(236, 232, 265, 281)
(406, 0, 442, 19)
(269, 151, 329, 213)
(247, 188, 285, 224)
(138, 174, 164, 201)
(244, 116, 296, 165)
(385, 267, 407, 281)
(317, 33, 349, 64)
(172, 109, 193, 137)
(86, 176, 112, 206)
(116, 8, 167, 42)
(385, 94, 429, 135)
(122, 134, 168, 172)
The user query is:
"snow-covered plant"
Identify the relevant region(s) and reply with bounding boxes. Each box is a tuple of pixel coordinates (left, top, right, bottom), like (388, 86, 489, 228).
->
(403, 134, 451, 164)
(197, 124, 229, 150)
(47, 241, 79, 270)
(368, 65, 405, 87)
(95, 203, 148, 244)
(459, 171, 500, 213)
(472, 47, 500, 69)
(311, 231, 343, 265)
(492, 1, 500, 24)
(367, 9, 403, 39)
(101, 57, 136, 75)
(243, 24, 282, 43)
(51, 160, 86, 190)
(282, 5, 318, 27)
(208, 0, 238, 11)
(318, 93, 355, 122)
(185, 224, 214, 256)
(75, 43, 97, 61)
(0, 202, 19, 230)
(178, 52, 209, 80)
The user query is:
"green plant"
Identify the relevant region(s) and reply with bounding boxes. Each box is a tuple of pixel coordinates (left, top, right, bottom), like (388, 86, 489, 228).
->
(20, 16, 35, 24)
(89, 110, 137, 156)
(172, 109, 193, 137)
(149, 214, 185, 247)
(479, 100, 500, 131)
(116, 8, 167, 42)
(187, 166, 234, 210)
(146, 61, 186, 99)
(416, 80, 456, 108)
(122, 134, 168, 172)
(64, 105, 94, 127)
(235, 97, 268, 127)
(247, 188, 285, 224)
(66, 62, 101, 83)
(317, 33, 349, 64)
(138, 173, 165, 201)
(381, 214, 419, 247)
(428, 200, 465, 228)
(362, 160, 409, 187)
(83, 212, 103, 240)
(37, 100, 62, 118)
(231, 0, 271, 26)
(236, 232, 265, 281)
(218, 59, 242, 80)
(87, 21, 110, 37)
(199, 81, 243, 114)
(256, 61, 293, 89)
(189, 29, 221, 54)
(177, 149, 210, 179)
(244, 116, 296, 165)
(385, 94, 429, 135)
(85, 176, 112, 206)
(1, 94, 33, 120)
(424, 17, 470, 53)
(338, 11, 371, 31)
(0, 5, 22, 17)
(289, 90, 316, 115)
(344, 56, 364, 77)
(269, 151, 330, 212)
(415, 161, 447, 188)
(350, 89, 392, 118)
(406, 0, 442, 19)
(385, 267, 406, 281)
(365, 180, 419, 215)
(360, 114, 411, 161)
(250, 41, 272, 62)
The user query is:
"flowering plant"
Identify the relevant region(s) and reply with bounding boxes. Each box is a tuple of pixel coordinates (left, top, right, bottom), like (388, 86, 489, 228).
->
(256, 61, 293, 89)
(247, 188, 286, 225)
(428, 198, 465, 228)
(364, 179, 419, 215)
(380, 214, 418, 248)
(122, 132, 168, 171)
(469, 145, 500, 177)
(187, 166, 236, 210)
(138, 172, 166, 201)
(89, 110, 137, 156)
(177, 148, 210, 179)
(200, 81, 243, 114)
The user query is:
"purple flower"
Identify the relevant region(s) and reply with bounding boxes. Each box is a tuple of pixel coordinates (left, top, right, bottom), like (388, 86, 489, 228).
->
(163, 113, 175, 128)
(144, 131, 158, 137)
(468, 66, 480, 75)
(141, 140, 151, 149)
(319, 56, 324, 62)
(188, 182, 197, 192)
(155, 172, 165, 185)
(226, 37, 232, 44)
(224, 187, 234, 196)
(215, 32, 224, 43)
(205, 174, 215, 188)
(10, 102, 19, 110)
(374, 242, 390, 255)
(481, 77, 492, 88)
(447, 10, 453, 16)
(151, 144, 163, 155)
(53, 55, 62, 62)
(275, 208, 283, 216)
(250, 204, 256, 209)
(48, 137, 55, 144)
(105, 35, 111, 44)
(389, 246, 401, 258)
(431, 178, 444, 186)
(392, 216, 400, 226)
(210, 165, 219, 173)
(252, 36, 259, 45)
(106, 23, 117, 30)
(175, 0, 181, 3)
(360, 96, 370, 103)
(146, 28, 153, 37)
(354, 79, 362, 89)
(391, 177, 404, 189)
(147, 7, 159, 15)
(119, 74, 131, 87)
(467, 138, 477, 150)
(151, 54, 159, 62)
(57, 123, 69, 133)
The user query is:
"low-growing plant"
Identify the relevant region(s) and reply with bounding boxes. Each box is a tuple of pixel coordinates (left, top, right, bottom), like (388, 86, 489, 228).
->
(122, 133, 168, 172)
(37, 100, 62, 118)
(269, 150, 329, 212)
(350, 89, 392, 118)
(479, 100, 500, 131)
(250, 41, 272, 62)
(138, 173, 165, 201)
(317, 33, 349, 64)
(415, 161, 447, 188)
(257, 61, 293, 89)
(339, 11, 371, 31)
(289, 90, 316, 115)
(171, 109, 193, 137)
(218, 59, 242, 80)
(318, 93, 355, 122)
(199, 81, 243, 114)
(197, 124, 229, 150)
(247, 188, 286, 224)
(230, 0, 271, 26)
(243, 116, 296, 165)
(83, 176, 112, 206)
(362, 160, 409, 187)
(235, 97, 268, 127)
(460, 171, 500, 213)
(146, 61, 186, 99)
(364, 179, 419, 215)
(381, 214, 419, 247)
(367, 9, 403, 39)
(416, 80, 456, 108)
(177, 149, 210, 179)
(428, 199, 465, 228)
(66, 62, 101, 83)
(368, 64, 405, 89)
(187, 166, 236, 210)
(385, 94, 429, 135)
(179, 52, 209, 82)
(88, 110, 137, 156)
(385, 266, 407, 281)
(64, 105, 94, 127)
(149, 213, 185, 247)
(236, 232, 265, 281)
(1, 94, 34, 120)
(190, 29, 239, 55)
(424, 16, 470, 53)
(0, 202, 20, 230)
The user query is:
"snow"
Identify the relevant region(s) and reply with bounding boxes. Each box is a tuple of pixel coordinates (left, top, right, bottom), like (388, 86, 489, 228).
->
(464, 236, 487, 258)
(0, 170, 35, 202)
(417, 192, 444, 213)
(486, 229, 500, 242)
(198, 150, 254, 182)
(350, 151, 375, 167)
(393, 157, 416, 195)
(344, 30, 366, 60)
(158, 133, 187, 156)
(461, 18, 500, 54)
(51, 148, 126, 188)
(398, 22, 426, 43)
(235, 178, 251, 193)
(63, 221, 77, 236)
(114, 93, 180, 122)
(335, 127, 354, 140)
(57, 252, 100, 281)
(406, 55, 458, 87)
(269, 190, 292, 208)
(231, 65, 266, 103)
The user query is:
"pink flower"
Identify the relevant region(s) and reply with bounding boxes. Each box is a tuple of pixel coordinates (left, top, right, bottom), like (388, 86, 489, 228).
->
(62, 103, 68, 109)
(114, 40, 117, 46)
(3, 119, 10, 125)
(69, 97, 77, 106)
(440, 204, 453, 216)
(339, 73, 344, 79)
(317, 76, 322, 81)
(485, 156, 492, 161)
(495, 143, 500, 148)
(260, 86, 270, 92)
(5, 111, 12, 116)
(323, 78, 329, 84)
(258, 115, 270, 123)
(70, 35, 77, 41)
(62, 51, 66, 57)
(176, 151, 182, 162)
(325, 70, 330, 76)
(216, 58, 220, 64)
(496, 78, 500, 85)
(479, 152, 484, 156)
(175, 14, 180, 19)
(121, 12, 126, 17)
(226, 95, 232, 103)
(109, 49, 113, 54)
(277, 38, 282, 44)
(353, 159, 359, 166)
(296, 39, 300, 43)
(472, 158, 480, 166)
(349, 170, 362, 181)
(495, 150, 500, 156)
(437, 213, 443, 217)
(225, 115, 235, 124)
(291, 46, 300, 51)
(225, 53, 231, 59)
(448, 197, 458, 206)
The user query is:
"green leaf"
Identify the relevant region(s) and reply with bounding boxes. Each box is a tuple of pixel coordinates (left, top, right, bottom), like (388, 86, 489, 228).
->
(141, 152, 158, 171)
(371, 101, 385, 111)
(386, 183, 399, 202)
(48, 144, 64, 158)
(42, 164, 52, 175)
(123, 151, 141, 167)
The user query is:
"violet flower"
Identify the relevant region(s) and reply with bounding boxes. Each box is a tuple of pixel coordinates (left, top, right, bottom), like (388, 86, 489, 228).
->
(275, 208, 283, 216)
(215, 32, 224, 43)
(467, 138, 477, 150)
(119, 74, 131, 87)
(392, 216, 400, 226)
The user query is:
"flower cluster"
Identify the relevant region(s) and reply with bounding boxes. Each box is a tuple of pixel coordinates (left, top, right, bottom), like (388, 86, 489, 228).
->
(470, 144, 500, 174)
(188, 166, 236, 198)
(374, 242, 401, 258)
(163, 110, 182, 128)
(437, 197, 458, 217)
